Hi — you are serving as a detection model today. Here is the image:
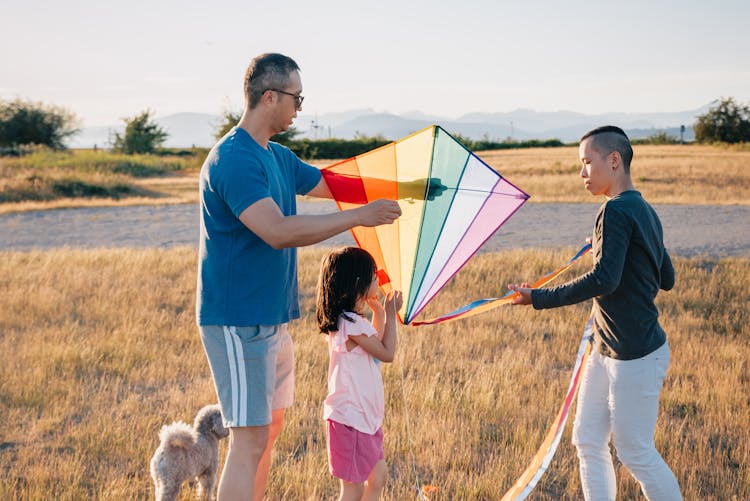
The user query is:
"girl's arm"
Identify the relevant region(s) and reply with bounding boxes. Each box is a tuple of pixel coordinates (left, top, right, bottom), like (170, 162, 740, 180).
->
(349, 291, 403, 363)
(366, 291, 386, 337)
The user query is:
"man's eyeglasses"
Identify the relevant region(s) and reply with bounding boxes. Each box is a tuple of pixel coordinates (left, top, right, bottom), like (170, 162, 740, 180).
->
(266, 89, 304, 109)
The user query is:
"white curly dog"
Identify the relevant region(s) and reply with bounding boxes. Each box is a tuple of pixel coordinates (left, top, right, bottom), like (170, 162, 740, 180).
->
(150, 404, 229, 501)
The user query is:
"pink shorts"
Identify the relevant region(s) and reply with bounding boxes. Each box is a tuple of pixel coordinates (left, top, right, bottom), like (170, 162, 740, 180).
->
(326, 419, 384, 483)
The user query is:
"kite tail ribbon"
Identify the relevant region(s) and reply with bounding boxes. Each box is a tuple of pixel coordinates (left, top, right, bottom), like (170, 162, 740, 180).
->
(498, 314, 593, 500)
(410, 243, 592, 326)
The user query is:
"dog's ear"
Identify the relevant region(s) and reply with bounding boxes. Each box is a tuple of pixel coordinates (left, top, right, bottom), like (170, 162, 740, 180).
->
(213, 411, 229, 438)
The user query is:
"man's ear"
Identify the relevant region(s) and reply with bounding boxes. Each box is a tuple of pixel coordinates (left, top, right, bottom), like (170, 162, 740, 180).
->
(260, 89, 274, 106)
(610, 151, 622, 171)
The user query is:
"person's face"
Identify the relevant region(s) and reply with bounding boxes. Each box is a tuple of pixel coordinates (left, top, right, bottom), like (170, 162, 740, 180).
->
(579, 137, 615, 197)
(366, 273, 379, 299)
(355, 272, 379, 311)
(271, 70, 303, 133)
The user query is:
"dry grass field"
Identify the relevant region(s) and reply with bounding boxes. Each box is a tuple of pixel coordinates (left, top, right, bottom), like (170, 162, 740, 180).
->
(1, 143, 749, 214)
(1, 248, 747, 500)
(478, 143, 750, 204)
(0, 150, 201, 215)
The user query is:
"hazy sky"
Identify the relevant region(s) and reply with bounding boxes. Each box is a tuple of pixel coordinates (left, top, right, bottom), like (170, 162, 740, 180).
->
(3, 0, 749, 127)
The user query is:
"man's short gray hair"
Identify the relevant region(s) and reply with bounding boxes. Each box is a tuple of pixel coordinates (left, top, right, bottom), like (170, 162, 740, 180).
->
(244, 53, 300, 109)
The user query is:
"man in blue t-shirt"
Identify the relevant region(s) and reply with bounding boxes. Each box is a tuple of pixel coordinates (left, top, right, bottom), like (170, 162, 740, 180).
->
(197, 53, 401, 501)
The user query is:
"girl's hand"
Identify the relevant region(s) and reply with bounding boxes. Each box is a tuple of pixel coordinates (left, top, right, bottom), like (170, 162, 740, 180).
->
(366, 292, 383, 313)
(508, 282, 532, 306)
(385, 290, 403, 314)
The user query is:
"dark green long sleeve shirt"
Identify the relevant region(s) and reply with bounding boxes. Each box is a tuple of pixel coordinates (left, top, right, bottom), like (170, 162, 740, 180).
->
(532, 190, 675, 360)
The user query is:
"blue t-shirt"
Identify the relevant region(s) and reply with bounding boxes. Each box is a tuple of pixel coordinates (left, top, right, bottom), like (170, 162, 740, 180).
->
(197, 127, 321, 326)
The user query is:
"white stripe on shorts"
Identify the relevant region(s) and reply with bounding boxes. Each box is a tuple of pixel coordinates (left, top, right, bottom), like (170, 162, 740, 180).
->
(223, 326, 247, 426)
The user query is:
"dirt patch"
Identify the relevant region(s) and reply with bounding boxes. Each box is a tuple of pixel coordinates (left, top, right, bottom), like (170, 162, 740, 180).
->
(1, 202, 748, 257)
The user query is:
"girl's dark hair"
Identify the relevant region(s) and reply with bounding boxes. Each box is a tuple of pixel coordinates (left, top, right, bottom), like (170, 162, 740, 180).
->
(316, 247, 377, 334)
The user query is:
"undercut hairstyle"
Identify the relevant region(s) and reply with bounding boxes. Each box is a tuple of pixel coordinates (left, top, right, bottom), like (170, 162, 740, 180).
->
(316, 247, 377, 334)
(581, 125, 634, 174)
(243, 53, 300, 109)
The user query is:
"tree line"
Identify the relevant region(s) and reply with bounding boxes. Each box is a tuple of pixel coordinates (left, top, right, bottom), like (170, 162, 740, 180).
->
(2, 97, 749, 157)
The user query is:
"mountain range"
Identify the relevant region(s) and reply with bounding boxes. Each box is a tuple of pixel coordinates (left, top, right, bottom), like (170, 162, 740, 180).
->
(68, 105, 710, 149)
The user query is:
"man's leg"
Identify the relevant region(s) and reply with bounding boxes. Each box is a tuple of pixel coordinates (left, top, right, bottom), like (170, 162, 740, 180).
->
(200, 324, 283, 501)
(572, 350, 617, 500)
(252, 409, 285, 501)
(252, 326, 295, 500)
(609, 343, 682, 501)
(218, 425, 269, 501)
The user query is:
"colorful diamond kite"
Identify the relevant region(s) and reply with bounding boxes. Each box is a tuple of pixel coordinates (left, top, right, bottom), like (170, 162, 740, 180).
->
(321, 125, 529, 324)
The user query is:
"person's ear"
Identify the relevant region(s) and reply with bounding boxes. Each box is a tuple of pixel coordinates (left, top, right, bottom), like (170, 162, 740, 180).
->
(261, 89, 274, 106)
(610, 151, 621, 171)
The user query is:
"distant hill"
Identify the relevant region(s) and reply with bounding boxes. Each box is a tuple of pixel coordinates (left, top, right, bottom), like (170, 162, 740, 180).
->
(297, 106, 707, 142)
(69, 105, 709, 148)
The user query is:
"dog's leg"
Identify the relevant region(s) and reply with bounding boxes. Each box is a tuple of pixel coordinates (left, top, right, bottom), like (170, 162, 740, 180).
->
(158, 480, 181, 501)
(197, 471, 216, 501)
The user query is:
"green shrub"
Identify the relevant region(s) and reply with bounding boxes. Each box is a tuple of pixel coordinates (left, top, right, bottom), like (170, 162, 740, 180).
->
(694, 97, 750, 143)
(632, 131, 680, 145)
(286, 137, 391, 159)
(112, 110, 168, 154)
(279, 134, 566, 160)
(0, 98, 79, 149)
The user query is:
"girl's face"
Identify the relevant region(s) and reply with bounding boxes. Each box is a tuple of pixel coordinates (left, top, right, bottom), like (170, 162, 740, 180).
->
(366, 273, 379, 299)
(357, 273, 379, 309)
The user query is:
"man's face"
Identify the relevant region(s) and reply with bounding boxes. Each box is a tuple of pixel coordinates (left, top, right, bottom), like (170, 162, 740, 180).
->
(271, 70, 303, 133)
(578, 137, 614, 196)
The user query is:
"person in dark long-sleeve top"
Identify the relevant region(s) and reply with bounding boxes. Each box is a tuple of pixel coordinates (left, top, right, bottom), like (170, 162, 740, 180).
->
(510, 126, 682, 501)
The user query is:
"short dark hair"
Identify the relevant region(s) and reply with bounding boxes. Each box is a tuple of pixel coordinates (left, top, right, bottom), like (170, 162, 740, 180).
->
(316, 247, 377, 334)
(243, 53, 300, 109)
(581, 125, 634, 173)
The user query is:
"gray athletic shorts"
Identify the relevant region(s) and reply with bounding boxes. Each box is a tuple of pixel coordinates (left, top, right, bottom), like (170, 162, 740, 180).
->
(199, 323, 294, 427)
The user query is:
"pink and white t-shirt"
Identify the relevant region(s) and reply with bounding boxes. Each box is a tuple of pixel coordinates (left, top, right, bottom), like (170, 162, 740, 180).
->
(323, 312, 384, 435)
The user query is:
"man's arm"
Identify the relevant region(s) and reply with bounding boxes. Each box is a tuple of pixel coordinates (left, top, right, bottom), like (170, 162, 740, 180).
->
(238, 197, 400, 249)
(511, 207, 630, 309)
(660, 249, 675, 291)
(530, 207, 630, 309)
(304, 177, 333, 199)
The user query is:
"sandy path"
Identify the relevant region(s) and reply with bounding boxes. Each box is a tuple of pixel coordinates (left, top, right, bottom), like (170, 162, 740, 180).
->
(1, 202, 748, 257)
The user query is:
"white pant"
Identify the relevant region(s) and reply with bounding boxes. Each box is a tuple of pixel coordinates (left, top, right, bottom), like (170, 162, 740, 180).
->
(572, 342, 682, 501)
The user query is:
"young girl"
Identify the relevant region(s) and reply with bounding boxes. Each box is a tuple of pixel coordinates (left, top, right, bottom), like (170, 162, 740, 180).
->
(316, 247, 403, 501)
